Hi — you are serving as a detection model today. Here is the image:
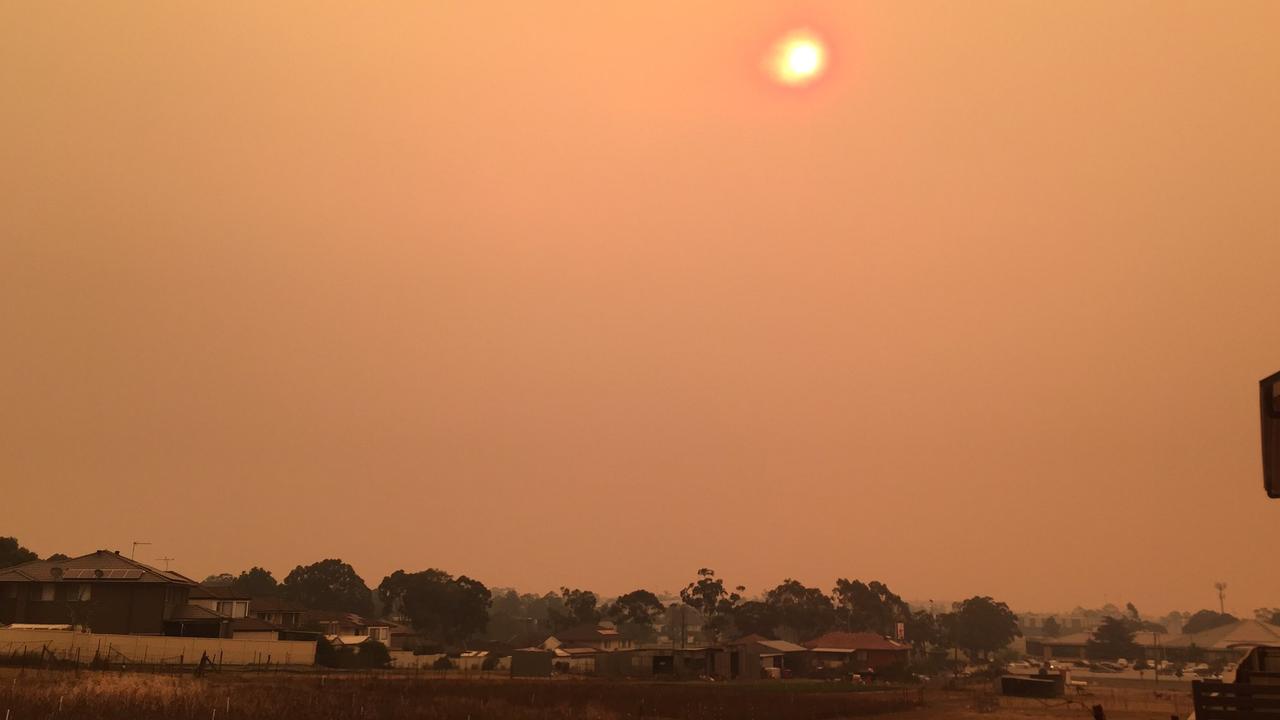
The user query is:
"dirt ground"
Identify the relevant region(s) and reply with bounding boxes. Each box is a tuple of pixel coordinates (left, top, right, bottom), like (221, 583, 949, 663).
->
(908, 686, 1192, 720)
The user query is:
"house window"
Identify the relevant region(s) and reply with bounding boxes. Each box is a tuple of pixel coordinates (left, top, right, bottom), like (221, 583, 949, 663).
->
(32, 584, 55, 601)
(2, 584, 15, 599)
(216, 601, 235, 616)
(71, 584, 91, 602)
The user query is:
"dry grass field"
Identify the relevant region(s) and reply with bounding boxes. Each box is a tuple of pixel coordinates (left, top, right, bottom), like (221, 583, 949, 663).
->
(0, 669, 1191, 720)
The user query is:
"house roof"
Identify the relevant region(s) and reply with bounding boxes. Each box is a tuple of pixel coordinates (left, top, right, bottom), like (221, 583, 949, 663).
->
(169, 604, 228, 621)
(803, 632, 909, 652)
(553, 646, 599, 656)
(230, 617, 283, 633)
(1161, 620, 1280, 650)
(1034, 621, 1280, 651)
(730, 634, 807, 653)
(327, 634, 372, 646)
(549, 623, 621, 642)
(0, 550, 196, 585)
(758, 639, 808, 653)
(304, 610, 389, 629)
(189, 584, 251, 600)
(249, 596, 309, 613)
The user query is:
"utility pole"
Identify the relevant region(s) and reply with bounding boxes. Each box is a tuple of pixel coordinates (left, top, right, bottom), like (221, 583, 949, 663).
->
(131, 541, 151, 560)
(155, 556, 175, 570)
(1152, 631, 1160, 685)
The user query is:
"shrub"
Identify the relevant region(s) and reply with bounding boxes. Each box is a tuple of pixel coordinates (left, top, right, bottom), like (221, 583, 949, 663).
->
(357, 641, 391, 669)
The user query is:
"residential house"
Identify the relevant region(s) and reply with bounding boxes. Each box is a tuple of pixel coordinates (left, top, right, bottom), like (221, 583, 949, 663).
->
(167, 603, 233, 638)
(735, 634, 808, 671)
(551, 645, 599, 674)
(803, 631, 910, 672)
(304, 610, 391, 646)
(0, 550, 196, 635)
(249, 596, 307, 629)
(188, 585, 250, 619)
(382, 619, 427, 650)
(542, 622, 634, 652)
(229, 617, 285, 641)
(455, 650, 490, 671)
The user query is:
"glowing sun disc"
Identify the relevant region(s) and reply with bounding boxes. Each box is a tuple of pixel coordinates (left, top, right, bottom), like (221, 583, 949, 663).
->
(767, 30, 827, 87)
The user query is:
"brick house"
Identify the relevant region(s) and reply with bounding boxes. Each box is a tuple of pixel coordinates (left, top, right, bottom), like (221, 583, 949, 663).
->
(0, 550, 196, 635)
(803, 631, 910, 671)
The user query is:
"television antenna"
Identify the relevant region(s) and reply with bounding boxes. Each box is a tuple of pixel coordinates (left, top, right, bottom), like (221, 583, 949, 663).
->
(155, 556, 175, 570)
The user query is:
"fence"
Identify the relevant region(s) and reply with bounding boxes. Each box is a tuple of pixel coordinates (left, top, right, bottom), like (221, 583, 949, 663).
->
(0, 627, 316, 667)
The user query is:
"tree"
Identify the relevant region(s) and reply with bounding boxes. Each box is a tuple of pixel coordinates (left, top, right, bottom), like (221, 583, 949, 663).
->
(831, 579, 909, 635)
(1042, 616, 1062, 638)
(904, 609, 941, 653)
(1255, 608, 1280, 625)
(202, 573, 235, 586)
(679, 569, 743, 641)
(546, 587, 601, 631)
(906, 604, 947, 650)
(1126, 602, 1140, 621)
(1215, 582, 1228, 615)
(377, 569, 491, 646)
(763, 579, 836, 643)
(0, 537, 38, 569)
(283, 559, 373, 616)
(232, 567, 280, 597)
(1183, 610, 1237, 635)
(1086, 616, 1141, 660)
(947, 596, 1021, 662)
(486, 589, 561, 642)
(731, 600, 779, 638)
(605, 590, 665, 642)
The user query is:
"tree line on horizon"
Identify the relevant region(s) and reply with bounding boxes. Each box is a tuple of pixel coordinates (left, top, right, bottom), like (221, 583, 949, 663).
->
(2, 536, 1019, 657)
(5, 536, 1271, 657)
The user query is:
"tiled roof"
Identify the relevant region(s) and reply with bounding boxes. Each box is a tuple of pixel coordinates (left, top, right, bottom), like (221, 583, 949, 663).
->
(303, 610, 389, 628)
(249, 596, 308, 613)
(1162, 620, 1280, 650)
(550, 623, 621, 642)
(170, 604, 228, 621)
(803, 632, 909, 651)
(0, 550, 195, 585)
(230, 617, 283, 632)
(189, 584, 250, 600)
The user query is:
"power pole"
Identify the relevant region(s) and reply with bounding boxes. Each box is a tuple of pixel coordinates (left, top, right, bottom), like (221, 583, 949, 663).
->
(155, 556, 175, 570)
(131, 541, 151, 560)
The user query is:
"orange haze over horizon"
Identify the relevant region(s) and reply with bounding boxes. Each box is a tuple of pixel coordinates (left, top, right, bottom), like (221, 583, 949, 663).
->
(2, 2, 1279, 617)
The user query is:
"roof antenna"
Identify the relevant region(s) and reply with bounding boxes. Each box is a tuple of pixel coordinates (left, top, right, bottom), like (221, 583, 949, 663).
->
(155, 556, 175, 570)
(131, 541, 151, 560)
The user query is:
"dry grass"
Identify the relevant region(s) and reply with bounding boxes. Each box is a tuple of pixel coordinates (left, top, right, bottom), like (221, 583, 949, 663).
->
(0, 669, 922, 719)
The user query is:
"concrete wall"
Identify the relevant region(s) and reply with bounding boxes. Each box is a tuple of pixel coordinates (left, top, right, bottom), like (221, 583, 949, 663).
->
(0, 628, 315, 666)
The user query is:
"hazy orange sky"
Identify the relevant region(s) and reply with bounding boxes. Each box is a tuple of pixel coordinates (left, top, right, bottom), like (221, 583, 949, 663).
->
(3, 2, 1279, 616)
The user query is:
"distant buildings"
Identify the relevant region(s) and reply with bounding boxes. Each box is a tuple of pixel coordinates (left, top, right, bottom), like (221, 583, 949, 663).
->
(1026, 619, 1280, 663)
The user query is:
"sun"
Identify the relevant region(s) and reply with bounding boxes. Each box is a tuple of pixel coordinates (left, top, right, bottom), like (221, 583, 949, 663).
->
(767, 29, 827, 87)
